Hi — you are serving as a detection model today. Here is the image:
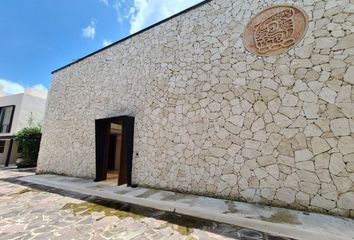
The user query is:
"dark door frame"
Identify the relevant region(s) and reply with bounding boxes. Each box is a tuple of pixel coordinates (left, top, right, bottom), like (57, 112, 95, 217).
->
(4, 139, 13, 167)
(94, 116, 135, 186)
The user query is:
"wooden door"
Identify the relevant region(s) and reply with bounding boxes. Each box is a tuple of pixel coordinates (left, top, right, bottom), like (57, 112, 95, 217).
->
(95, 119, 111, 182)
(118, 116, 135, 186)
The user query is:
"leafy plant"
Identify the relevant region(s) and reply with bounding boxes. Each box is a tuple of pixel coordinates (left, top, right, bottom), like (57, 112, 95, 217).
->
(15, 127, 42, 168)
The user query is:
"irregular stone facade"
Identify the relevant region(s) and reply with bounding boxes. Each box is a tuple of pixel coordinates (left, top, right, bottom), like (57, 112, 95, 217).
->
(37, 0, 354, 217)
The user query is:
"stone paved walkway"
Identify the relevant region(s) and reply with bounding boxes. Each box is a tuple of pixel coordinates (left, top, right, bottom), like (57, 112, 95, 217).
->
(0, 168, 292, 240)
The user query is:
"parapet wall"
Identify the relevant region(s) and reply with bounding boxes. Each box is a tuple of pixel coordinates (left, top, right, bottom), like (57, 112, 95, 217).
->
(38, 0, 354, 217)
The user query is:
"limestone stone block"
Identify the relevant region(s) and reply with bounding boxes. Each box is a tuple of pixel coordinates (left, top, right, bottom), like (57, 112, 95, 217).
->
(295, 149, 314, 162)
(274, 113, 292, 128)
(329, 153, 346, 175)
(344, 4, 354, 13)
(296, 192, 310, 206)
(284, 174, 299, 190)
(327, 104, 346, 120)
(240, 189, 256, 201)
(304, 124, 323, 137)
(311, 195, 336, 209)
(333, 34, 354, 50)
(268, 98, 281, 114)
(340, 103, 354, 118)
(251, 118, 265, 132)
(333, 176, 353, 193)
(245, 140, 260, 150)
(321, 183, 338, 201)
(278, 155, 295, 168)
(293, 80, 308, 93)
(315, 153, 330, 169)
(305, 70, 320, 82)
(279, 107, 301, 119)
(291, 133, 308, 150)
(227, 144, 242, 156)
(277, 141, 294, 157)
(242, 148, 261, 159)
(261, 143, 274, 155)
(338, 192, 354, 209)
(319, 87, 337, 104)
(254, 130, 267, 142)
(253, 101, 267, 115)
(311, 54, 330, 65)
(297, 170, 320, 184)
(208, 102, 221, 112)
(282, 94, 299, 107)
(275, 187, 297, 204)
(299, 182, 320, 194)
(233, 62, 247, 73)
(254, 168, 268, 180)
(313, 9, 324, 19)
(265, 164, 279, 179)
(291, 59, 313, 69)
(288, 114, 305, 128)
(325, 0, 337, 9)
(315, 37, 337, 49)
(260, 188, 275, 200)
(337, 85, 352, 104)
(262, 78, 279, 90)
(234, 77, 247, 86)
(216, 128, 230, 139)
(315, 118, 330, 132)
(224, 122, 241, 135)
(257, 155, 276, 167)
(330, 118, 350, 136)
(209, 147, 226, 158)
(296, 161, 315, 172)
(344, 66, 354, 84)
(347, 163, 354, 173)
(249, 176, 260, 188)
(317, 169, 332, 183)
(303, 103, 319, 119)
(221, 174, 238, 186)
(308, 81, 324, 95)
(311, 137, 331, 155)
(344, 154, 354, 163)
(338, 136, 354, 154)
(295, 45, 313, 58)
(260, 88, 278, 103)
(299, 91, 318, 103)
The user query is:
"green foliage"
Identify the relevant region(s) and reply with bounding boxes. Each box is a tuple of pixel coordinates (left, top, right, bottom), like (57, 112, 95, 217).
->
(15, 127, 42, 167)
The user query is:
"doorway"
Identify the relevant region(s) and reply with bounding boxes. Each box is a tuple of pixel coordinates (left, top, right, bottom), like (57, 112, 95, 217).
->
(95, 116, 135, 186)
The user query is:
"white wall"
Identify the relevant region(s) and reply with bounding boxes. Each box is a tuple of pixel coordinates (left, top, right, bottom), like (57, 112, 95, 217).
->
(0, 93, 46, 135)
(16, 94, 46, 131)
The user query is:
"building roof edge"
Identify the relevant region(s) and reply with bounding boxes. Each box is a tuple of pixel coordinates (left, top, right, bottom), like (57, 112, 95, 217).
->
(52, 0, 212, 74)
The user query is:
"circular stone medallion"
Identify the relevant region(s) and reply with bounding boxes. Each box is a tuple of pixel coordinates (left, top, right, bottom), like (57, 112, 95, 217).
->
(243, 5, 308, 56)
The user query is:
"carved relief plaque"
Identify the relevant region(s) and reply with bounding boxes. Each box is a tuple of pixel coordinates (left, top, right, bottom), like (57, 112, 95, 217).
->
(243, 5, 308, 56)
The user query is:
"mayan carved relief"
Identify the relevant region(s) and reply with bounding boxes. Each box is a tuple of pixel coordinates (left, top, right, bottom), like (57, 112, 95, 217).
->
(243, 5, 308, 56)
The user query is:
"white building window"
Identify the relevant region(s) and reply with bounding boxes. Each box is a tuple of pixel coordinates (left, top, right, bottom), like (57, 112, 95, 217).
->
(0, 106, 14, 133)
(0, 141, 5, 153)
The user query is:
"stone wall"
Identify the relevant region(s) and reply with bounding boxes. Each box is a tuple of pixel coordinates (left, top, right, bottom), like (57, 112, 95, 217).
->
(37, 0, 354, 217)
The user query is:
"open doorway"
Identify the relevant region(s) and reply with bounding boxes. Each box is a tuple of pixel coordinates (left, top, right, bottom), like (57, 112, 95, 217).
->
(95, 116, 134, 186)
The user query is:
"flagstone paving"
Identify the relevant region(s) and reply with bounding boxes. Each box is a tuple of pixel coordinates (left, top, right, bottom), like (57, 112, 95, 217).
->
(0, 168, 292, 240)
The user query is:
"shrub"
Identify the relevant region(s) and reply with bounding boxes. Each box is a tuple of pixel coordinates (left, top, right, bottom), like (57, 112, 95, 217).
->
(15, 127, 42, 168)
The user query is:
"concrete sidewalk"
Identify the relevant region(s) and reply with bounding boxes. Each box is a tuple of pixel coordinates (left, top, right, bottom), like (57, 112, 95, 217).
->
(21, 174, 354, 240)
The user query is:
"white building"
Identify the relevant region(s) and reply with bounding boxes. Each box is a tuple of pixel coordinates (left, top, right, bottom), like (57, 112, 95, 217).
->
(0, 92, 46, 166)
